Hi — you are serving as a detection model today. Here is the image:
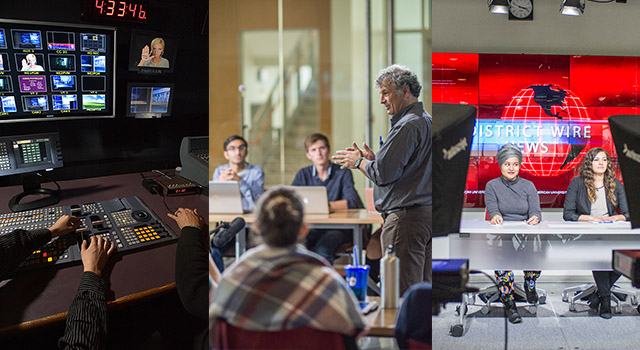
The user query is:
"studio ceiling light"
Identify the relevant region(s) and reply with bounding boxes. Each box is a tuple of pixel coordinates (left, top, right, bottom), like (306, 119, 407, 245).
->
(488, 0, 510, 14)
(561, 0, 585, 16)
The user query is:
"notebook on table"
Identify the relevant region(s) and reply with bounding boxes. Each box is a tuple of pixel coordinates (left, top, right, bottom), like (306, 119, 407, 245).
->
(210, 181, 244, 214)
(288, 186, 331, 214)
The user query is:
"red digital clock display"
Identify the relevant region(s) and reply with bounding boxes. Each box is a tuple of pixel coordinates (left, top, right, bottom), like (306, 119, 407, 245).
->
(82, 0, 149, 22)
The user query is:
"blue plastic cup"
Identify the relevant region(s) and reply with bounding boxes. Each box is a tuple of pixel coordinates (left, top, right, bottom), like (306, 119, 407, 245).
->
(345, 264, 369, 304)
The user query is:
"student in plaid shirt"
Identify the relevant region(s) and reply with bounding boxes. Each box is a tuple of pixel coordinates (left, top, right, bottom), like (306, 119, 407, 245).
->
(209, 186, 366, 342)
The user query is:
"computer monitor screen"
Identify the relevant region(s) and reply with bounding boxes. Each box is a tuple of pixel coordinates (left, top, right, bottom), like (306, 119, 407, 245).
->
(128, 31, 178, 73)
(126, 83, 174, 117)
(0, 18, 115, 122)
(51, 75, 76, 91)
(18, 75, 47, 93)
(46, 31, 75, 50)
(433, 103, 477, 237)
(11, 29, 42, 50)
(51, 94, 78, 111)
(81, 75, 105, 92)
(0, 132, 63, 176)
(609, 115, 640, 229)
(48, 54, 76, 72)
(0, 76, 13, 93)
(434, 53, 629, 209)
(0, 28, 6, 49)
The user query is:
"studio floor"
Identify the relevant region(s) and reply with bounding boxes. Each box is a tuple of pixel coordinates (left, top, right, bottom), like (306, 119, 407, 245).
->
(433, 282, 640, 350)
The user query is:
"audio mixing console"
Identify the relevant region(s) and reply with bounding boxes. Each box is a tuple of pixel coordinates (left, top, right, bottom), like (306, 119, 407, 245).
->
(0, 196, 177, 273)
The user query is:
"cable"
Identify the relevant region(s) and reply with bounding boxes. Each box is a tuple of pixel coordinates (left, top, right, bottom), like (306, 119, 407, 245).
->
(35, 172, 61, 192)
(470, 270, 508, 350)
(138, 172, 176, 214)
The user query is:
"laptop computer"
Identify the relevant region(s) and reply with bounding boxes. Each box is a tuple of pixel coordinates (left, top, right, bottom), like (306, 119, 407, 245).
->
(288, 186, 331, 214)
(210, 181, 244, 214)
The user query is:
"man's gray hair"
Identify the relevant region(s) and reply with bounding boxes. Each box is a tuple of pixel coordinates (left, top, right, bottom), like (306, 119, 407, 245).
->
(375, 64, 422, 98)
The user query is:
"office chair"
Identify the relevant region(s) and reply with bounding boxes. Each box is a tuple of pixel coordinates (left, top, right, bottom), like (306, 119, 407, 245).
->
(562, 282, 638, 313)
(214, 318, 357, 350)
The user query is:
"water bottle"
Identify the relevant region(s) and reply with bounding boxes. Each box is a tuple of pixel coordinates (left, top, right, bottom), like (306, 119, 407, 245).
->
(381, 244, 399, 308)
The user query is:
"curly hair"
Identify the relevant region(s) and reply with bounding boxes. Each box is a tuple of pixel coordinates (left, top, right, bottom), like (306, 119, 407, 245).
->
(374, 64, 422, 98)
(579, 147, 617, 206)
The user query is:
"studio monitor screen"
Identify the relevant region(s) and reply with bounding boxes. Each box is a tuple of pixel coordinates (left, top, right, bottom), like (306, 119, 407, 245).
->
(0, 19, 115, 123)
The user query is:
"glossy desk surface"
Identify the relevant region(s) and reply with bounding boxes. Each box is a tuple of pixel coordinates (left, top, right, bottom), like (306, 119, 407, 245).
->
(460, 219, 637, 234)
(0, 172, 207, 336)
(364, 296, 398, 337)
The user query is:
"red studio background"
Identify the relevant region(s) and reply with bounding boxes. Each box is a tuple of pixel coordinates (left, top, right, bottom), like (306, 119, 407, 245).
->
(433, 53, 637, 208)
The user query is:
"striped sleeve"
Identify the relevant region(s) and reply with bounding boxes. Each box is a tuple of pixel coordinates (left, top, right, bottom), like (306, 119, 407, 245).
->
(58, 271, 108, 350)
(0, 228, 51, 280)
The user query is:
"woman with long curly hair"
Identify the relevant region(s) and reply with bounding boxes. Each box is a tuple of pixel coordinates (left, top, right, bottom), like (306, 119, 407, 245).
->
(563, 147, 629, 319)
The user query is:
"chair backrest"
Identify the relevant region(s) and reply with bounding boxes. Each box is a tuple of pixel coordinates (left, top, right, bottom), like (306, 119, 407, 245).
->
(484, 207, 490, 221)
(214, 318, 348, 350)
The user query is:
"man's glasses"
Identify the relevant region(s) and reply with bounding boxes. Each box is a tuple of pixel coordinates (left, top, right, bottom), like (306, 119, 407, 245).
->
(226, 145, 247, 152)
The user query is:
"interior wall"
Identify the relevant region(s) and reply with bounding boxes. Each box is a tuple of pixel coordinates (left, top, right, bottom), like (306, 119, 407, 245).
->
(209, 0, 331, 180)
(0, 0, 209, 186)
(433, 0, 640, 55)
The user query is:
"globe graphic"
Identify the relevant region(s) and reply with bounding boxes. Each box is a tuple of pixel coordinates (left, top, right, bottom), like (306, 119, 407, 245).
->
(500, 84, 591, 177)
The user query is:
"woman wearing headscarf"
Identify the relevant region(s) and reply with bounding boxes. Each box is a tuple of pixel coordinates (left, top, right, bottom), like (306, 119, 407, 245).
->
(484, 143, 542, 324)
(563, 147, 629, 319)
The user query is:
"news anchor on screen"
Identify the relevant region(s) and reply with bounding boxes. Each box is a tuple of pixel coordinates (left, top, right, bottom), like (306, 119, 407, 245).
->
(563, 147, 629, 319)
(484, 143, 542, 324)
(137, 37, 169, 68)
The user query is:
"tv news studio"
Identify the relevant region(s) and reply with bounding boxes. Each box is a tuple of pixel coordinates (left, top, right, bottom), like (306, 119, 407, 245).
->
(0, 1, 209, 349)
(432, 1, 640, 349)
(210, 1, 431, 349)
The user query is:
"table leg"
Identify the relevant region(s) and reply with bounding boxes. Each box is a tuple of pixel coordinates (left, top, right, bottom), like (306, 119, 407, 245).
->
(235, 227, 246, 260)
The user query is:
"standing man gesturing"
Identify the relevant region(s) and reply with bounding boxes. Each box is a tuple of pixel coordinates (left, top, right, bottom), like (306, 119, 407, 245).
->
(333, 64, 431, 294)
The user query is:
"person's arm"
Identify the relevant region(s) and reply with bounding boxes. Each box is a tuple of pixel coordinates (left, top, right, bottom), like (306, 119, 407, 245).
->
(0, 215, 79, 280)
(0, 228, 51, 280)
(212, 166, 221, 181)
(247, 166, 265, 205)
(484, 181, 502, 223)
(615, 179, 630, 221)
(169, 208, 208, 321)
(527, 182, 542, 223)
(563, 178, 582, 221)
(364, 123, 418, 186)
(291, 168, 305, 186)
(58, 235, 114, 350)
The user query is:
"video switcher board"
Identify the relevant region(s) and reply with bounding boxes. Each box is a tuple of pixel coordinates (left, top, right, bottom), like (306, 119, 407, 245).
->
(0, 196, 177, 273)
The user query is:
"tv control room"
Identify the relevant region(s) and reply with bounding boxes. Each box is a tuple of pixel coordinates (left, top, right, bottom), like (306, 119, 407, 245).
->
(0, 1, 209, 349)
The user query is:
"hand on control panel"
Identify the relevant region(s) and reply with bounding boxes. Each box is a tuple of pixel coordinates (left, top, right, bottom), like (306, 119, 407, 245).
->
(167, 208, 205, 230)
(47, 215, 81, 237)
(81, 235, 115, 277)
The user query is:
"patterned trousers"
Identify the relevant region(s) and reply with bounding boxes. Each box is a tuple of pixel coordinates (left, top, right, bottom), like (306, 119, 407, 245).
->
(494, 270, 541, 302)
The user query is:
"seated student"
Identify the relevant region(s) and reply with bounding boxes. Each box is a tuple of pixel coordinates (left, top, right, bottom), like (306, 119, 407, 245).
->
(485, 143, 542, 324)
(0, 215, 114, 349)
(212, 135, 264, 212)
(210, 187, 366, 343)
(292, 133, 364, 264)
(563, 147, 629, 319)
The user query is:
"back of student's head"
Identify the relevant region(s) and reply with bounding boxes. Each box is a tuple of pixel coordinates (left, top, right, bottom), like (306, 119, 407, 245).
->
(255, 186, 304, 247)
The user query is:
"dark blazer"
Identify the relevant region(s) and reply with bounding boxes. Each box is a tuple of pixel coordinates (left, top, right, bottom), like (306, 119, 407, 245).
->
(563, 176, 630, 221)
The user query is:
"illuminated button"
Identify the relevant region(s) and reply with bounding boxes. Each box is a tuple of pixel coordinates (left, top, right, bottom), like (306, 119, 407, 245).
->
(48, 257, 53, 262)
(43, 252, 47, 257)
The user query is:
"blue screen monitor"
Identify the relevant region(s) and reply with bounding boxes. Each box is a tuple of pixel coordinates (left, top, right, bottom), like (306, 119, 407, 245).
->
(126, 83, 174, 118)
(11, 29, 42, 50)
(51, 75, 76, 91)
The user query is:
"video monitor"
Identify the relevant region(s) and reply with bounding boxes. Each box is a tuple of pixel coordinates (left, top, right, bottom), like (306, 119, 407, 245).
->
(0, 28, 6, 49)
(48, 54, 76, 72)
(0, 18, 115, 122)
(51, 94, 78, 111)
(18, 75, 47, 93)
(0, 53, 9, 71)
(81, 75, 105, 92)
(21, 95, 49, 112)
(46, 31, 75, 50)
(82, 94, 105, 110)
(81, 55, 105, 72)
(51, 75, 76, 91)
(80, 33, 107, 52)
(126, 83, 174, 118)
(129, 31, 178, 73)
(609, 115, 640, 229)
(15, 53, 46, 72)
(0, 132, 63, 176)
(0, 76, 13, 93)
(11, 29, 42, 50)
(0, 96, 17, 113)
